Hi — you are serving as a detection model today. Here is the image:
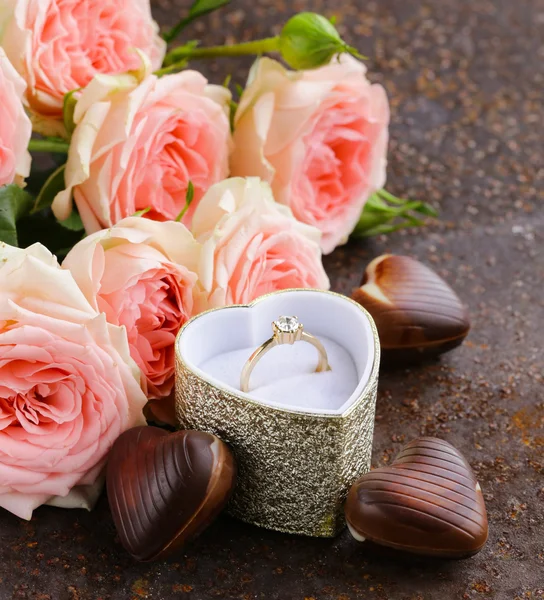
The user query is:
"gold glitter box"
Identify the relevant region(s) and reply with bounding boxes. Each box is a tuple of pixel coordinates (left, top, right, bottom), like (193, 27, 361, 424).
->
(175, 289, 380, 537)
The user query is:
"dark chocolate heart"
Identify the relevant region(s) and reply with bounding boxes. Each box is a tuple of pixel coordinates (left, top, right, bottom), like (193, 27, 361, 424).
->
(106, 426, 236, 561)
(351, 255, 470, 361)
(345, 437, 488, 558)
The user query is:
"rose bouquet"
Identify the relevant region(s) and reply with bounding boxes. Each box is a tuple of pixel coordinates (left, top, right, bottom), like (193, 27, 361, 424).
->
(0, 0, 435, 519)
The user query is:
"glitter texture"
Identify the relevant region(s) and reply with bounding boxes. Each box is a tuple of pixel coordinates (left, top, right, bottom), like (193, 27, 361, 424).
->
(175, 291, 380, 537)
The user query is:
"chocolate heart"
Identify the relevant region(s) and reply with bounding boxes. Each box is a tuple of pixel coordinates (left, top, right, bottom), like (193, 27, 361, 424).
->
(345, 437, 488, 558)
(351, 255, 470, 361)
(106, 426, 236, 561)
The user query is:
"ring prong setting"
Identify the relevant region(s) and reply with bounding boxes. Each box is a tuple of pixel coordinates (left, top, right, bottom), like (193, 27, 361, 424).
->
(272, 315, 303, 345)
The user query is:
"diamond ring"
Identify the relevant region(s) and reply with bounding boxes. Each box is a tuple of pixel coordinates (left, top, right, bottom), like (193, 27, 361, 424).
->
(240, 316, 331, 393)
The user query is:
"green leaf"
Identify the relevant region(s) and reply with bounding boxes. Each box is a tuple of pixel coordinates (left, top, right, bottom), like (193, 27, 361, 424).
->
(413, 203, 438, 217)
(354, 204, 391, 229)
(63, 88, 80, 137)
(351, 189, 438, 239)
(33, 164, 66, 213)
(188, 0, 231, 19)
(229, 100, 238, 132)
(186, 181, 195, 204)
(58, 210, 84, 231)
(162, 0, 231, 43)
(355, 220, 426, 238)
(133, 206, 151, 217)
(235, 83, 245, 98)
(0, 185, 35, 246)
(377, 189, 437, 216)
(175, 181, 194, 221)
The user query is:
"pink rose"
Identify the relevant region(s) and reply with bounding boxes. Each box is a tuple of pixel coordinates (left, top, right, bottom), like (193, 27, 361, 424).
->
(1, 0, 165, 129)
(0, 242, 146, 520)
(52, 65, 231, 233)
(192, 177, 330, 309)
(63, 217, 200, 422)
(0, 48, 31, 186)
(230, 57, 390, 254)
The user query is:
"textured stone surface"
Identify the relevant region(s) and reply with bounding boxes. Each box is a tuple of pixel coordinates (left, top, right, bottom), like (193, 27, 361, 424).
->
(0, 0, 542, 598)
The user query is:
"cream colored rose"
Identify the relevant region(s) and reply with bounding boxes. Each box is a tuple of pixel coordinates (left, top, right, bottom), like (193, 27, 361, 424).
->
(231, 57, 390, 254)
(52, 62, 232, 233)
(192, 177, 330, 310)
(0, 242, 146, 520)
(63, 217, 201, 424)
(1, 0, 165, 132)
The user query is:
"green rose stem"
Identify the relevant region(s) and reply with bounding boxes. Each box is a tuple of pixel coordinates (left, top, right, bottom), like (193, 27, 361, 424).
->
(161, 37, 280, 70)
(28, 139, 70, 154)
(160, 12, 361, 74)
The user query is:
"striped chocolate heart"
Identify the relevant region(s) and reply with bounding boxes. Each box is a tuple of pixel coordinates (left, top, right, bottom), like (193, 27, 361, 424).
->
(107, 426, 236, 561)
(345, 437, 488, 558)
(351, 255, 470, 361)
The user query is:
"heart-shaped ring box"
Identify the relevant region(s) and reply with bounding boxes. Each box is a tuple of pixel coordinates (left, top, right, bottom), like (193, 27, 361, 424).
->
(175, 289, 380, 537)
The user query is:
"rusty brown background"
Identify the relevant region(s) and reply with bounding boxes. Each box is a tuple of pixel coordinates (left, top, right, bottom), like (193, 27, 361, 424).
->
(0, 0, 542, 599)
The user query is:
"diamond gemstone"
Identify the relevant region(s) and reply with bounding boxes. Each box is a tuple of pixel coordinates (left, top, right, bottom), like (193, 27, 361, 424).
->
(275, 316, 300, 333)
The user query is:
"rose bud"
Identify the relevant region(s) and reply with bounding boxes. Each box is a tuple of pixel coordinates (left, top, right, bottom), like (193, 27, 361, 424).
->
(345, 437, 488, 558)
(352, 255, 470, 361)
(279, 12, 361, 70)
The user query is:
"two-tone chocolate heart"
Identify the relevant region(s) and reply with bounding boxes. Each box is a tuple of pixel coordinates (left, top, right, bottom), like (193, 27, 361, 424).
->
(106, 426, 236, 561)
(345, 437, 488, 558)
(352, 255, 470, 361)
